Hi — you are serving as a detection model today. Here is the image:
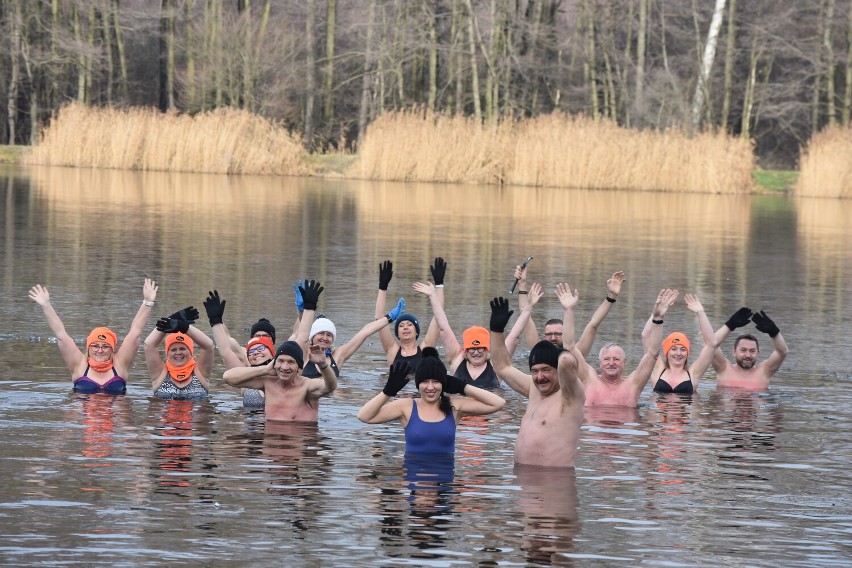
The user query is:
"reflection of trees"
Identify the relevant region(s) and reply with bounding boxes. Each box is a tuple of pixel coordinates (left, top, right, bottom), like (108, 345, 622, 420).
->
(514, 464, 580, 566)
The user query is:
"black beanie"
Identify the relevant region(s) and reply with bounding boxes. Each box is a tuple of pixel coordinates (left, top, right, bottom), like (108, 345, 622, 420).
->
(274, 340, 304, 369)
(529, 340, 562, 370)
(250, 318, 276, 343)
(415, 347, 447, 387)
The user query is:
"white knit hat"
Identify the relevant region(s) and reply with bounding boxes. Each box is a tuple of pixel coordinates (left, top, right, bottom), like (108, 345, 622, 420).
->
(310, 317, 337, 341)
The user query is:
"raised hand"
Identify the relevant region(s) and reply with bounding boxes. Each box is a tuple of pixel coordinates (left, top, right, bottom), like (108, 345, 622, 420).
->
(143, 278, 158, 303)
(168, 306, 199, 324)
(725, 307, 753, 330)
(431, 257, 447, 286)
(378, 260, 393, 291)
(607, 271, 625, 297)
(299, 280, 324, 311)
(28, 284, 51, 306)
(555, 283, 579, 310)
(527, 282, 544, 306)
(292, 280, 304, 312)
(652, 289, 679, 320)
(203, 290, 226, 326)
(308, 343, 331, 366)
(412, 281, 436, 297)
(683, 293, 704, 313)
(444, 375, 467, 395)
(387, 298, 406, 321)
(489, 297, 514, 333)
(156, 316, 189, 334)
(752, 310, 780, 337)
(382, 361, 411, 396)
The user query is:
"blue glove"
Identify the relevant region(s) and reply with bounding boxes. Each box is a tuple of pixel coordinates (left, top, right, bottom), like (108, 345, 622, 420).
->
(292, 280, 304, 312)
(387, 298, 406, 322)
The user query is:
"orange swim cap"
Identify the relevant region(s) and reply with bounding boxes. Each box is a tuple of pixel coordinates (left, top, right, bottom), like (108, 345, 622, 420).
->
(463, 326, 491, 351)
(86, 327, 117, 350)
(165, 332, 195, 356)
(662, 332, 690, 358)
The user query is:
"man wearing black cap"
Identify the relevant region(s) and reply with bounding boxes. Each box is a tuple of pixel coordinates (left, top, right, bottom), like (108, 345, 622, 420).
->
(223, 340, 337, 422)
(489, 287, 586, 468)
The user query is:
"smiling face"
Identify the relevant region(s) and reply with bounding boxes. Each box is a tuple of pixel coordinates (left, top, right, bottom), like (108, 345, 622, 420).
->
(464, 347, 488, 365)
(247, 344, 272, 365)
(530, 363, 560, 396)
(167, 343, 192, 366)
(88, 342, 113, 362)
(598, 345, 626, 381)
(733, 338, 759, 369)
(274, 354, 300, 381)
(665, 344, 689, 368)
(311, 331, 334, 350)
(418, 378, 443, 402)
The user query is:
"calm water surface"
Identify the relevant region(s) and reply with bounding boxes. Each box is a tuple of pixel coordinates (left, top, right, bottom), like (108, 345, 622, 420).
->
(0, 166, 850, 566)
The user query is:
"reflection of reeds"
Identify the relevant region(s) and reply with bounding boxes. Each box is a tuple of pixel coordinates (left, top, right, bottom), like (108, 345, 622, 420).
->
(356, 111, 755, 194)
(24, 103, 308, 176)
(797, 126, 852, 198)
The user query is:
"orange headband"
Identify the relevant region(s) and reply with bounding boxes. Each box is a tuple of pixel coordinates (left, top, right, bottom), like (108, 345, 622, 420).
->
(246, 336, 275, 356)
(663, 332, 690, 358)
(86, 327, 117, 350)
(463, 326, 491, 351)
(165, 333, 195, 356)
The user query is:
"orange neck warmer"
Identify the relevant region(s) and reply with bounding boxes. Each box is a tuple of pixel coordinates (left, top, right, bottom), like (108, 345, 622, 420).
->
(88, 357, 114, 373)
(166, 360, 196, 382)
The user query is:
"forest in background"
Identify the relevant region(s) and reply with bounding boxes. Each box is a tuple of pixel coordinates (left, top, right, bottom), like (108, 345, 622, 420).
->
(2, 0, 852, 169)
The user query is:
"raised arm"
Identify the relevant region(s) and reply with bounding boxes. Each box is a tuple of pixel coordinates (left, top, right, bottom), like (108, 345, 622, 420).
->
(751, 310, 789, 377)
(683, 293, 717, 382)
(444, 376, 506, 419)
(186, 324, 215, 381)
(204, 290, 245, 370)
(375, 260, 397, 355)
(506, 282, 543, 356)
(28, 284, 84, 372)
(143, 327, 167, 383)
(419, 257, 447, 349)
(332, 310, 397, 367)
(114, 278, 158, 370)
(222, 360, 272, 389)
(356, 361, 411, 424)
(413, 280, 460, 361)
(514, 264, 540, 350)
(489, 297, 533, 397)
(631, 289, 678, 389)
(711, 307, 753, 372)
(305, 344, 338, 397)
(577, 271, 624, 357)
(294, 280, 323, 353)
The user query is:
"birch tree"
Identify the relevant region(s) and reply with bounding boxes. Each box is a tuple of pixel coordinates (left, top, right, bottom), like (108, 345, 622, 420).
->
(691, 0, 727, 132)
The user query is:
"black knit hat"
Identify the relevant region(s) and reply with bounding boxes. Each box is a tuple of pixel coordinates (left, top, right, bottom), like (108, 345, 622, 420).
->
(274, 340, 304, 369)
(250, 318, 276, 343)
(529, 340, 561, 370)
(415, 347, 447, 387)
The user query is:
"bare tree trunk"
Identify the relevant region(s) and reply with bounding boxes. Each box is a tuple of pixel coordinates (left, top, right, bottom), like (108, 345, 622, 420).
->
(464, 0, 482, 120)
(812, 0, 826, 133)
(427, 3, 438, 112)
(6, 0, 22, 143)
(582, 0, 599, 119)
(741, 34, 759, 140)
(452, 0, 464, 114)
(634, 0, 647, 123)
(720, 0, 736, 130)
(102, 0, 115, 104)
(323, 0, 337, 126)
(822, 0, 836, 126)
(305, 0, 317, 149)
(112, 0, 129, 103)
(357, 0, 377, 148)
(691, 0, 726, 132)
(159, 0, 176, 111)
(843, 0, 852, 126)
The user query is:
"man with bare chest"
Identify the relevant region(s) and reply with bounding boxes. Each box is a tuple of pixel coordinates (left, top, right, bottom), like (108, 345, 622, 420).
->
(710, 307, 788, 390)
(489, 295, 585, 468)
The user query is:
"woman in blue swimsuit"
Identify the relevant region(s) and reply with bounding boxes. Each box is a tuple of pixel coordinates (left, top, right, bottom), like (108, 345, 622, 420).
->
(651, 293, 717, 395)
(144, 307, 214, 400)
(357, 348, 506, 455)
(28, 279, 158, 395)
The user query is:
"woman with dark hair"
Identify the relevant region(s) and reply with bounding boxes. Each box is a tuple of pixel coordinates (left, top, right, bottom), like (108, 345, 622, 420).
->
(356, 348, 505, 455)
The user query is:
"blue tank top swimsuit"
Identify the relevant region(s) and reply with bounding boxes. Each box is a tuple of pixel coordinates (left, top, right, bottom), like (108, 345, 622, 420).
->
(302, 355, 340, 378)
(393, 347, 423, 376)
(653, 369, 694, 394)
(453, 360, 501, 389)
(404, 399, 456, 455)
(155, 375, 208, 400)
(74, 366, 127, 395)
(243, 388, 265, 409)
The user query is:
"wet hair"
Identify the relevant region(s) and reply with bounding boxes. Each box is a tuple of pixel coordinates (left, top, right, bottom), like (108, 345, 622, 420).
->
(734, 334, 760, 351)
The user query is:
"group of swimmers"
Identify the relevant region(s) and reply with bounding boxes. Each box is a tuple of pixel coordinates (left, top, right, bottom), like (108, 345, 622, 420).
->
(28, 257, 788, 469)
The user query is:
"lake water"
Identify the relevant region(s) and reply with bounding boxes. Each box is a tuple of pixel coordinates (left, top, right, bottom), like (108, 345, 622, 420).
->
(0, 165, 850, 566)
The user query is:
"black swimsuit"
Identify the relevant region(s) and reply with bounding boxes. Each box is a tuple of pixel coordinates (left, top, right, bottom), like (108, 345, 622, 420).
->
(453, 360, 500, 389)
(653, 369, 694, 394)
(393, 346, 423, 376)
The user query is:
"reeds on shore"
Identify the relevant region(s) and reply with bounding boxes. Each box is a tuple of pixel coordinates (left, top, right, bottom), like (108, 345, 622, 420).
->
(354, 110, 756, 194)
(25, 103, 308, 175)
(797, 126, 852, 198)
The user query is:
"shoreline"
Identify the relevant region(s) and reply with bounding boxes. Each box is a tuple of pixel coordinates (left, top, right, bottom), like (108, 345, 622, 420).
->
(0, 144, 795, 194)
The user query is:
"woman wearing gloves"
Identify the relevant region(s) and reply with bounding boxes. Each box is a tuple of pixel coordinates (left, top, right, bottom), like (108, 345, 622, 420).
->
(143, 306, 215, 400)
(357, 347, 506, 456)
(27, 279, 158, 395)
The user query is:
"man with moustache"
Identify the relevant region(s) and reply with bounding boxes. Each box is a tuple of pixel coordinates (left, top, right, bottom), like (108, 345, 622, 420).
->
(489, 291, 585, 468)
(711, 307, 788, 390)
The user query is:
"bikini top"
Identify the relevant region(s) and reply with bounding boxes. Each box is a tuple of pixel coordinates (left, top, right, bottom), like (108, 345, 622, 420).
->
(74, 366, 127, 395)
(653, 369, 694, 394)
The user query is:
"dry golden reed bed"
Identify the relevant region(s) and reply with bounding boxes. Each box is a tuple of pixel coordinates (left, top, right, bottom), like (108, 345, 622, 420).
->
(25, 103, 308, 175)
(355, 110, 756, 194)
(797, 126, 852, 198)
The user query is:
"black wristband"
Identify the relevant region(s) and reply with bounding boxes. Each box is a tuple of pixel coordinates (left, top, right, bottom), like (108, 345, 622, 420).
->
(606, 296, 616, 303)
(518, 290, 528, 295)
(386, 314, 393, 324)
(652, 319, 664, 324)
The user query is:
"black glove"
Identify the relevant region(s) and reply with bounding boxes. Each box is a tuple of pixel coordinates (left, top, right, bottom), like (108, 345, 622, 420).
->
(383, 361, 411, 397)
(752, 310, 780, 338)
(299, 280, 324, 311)
(431, 257, 447, 286)
(156, 316, 190, 334)
(203, 290, 226, 326)
(489, 297, 513, 333)
(444, 375, 467, 395)
(168, 306, 199, 324)
(725, 307, 753, 330)
(378, 260, 393, 291)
